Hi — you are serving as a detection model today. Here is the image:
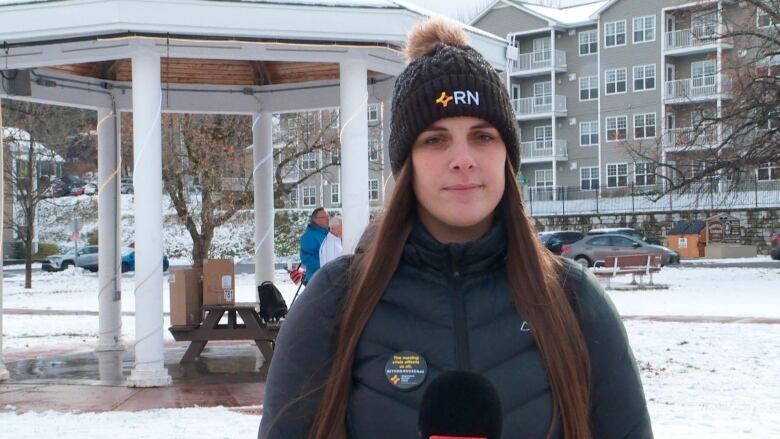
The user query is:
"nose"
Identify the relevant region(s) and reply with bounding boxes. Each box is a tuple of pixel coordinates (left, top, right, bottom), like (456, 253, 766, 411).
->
(449, 138, 476, 171)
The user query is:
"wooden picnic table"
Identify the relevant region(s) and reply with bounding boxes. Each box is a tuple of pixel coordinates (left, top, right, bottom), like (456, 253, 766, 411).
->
(168, 302, 281, 363)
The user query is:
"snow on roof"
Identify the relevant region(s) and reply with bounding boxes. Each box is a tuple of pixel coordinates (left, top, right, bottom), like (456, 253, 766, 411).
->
(521, 0, 607, 25)
(3, 127, 65, 162)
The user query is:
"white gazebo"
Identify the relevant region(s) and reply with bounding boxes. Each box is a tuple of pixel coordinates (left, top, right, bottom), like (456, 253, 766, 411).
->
(0, 0, 510, 386)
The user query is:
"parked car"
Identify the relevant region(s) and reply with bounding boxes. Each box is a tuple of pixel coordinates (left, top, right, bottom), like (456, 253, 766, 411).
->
(83, 182, 98, 195)
(45, 246, 169, 273)
(561, 234, 680, 268)
(70, 186, 85, 196)
(45, 245, 99, 272)
(121, 251, 170, 273)
(538, 231, 584, 255)
(120, 178, 134, 194)
(586, 227, 661, 245)
(771, 231, 780, 260)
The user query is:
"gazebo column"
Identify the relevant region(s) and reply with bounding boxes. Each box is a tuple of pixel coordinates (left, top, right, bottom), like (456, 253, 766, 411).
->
(253, 112, 275, 286)
(339, 59, 370, 252)
(96, 106, 124, 352)
(0, 97, 9, 382)
(127, 50, 171, 387)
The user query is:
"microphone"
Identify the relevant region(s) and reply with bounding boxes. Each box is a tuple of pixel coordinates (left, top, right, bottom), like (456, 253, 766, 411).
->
(418, 371, 503, 439)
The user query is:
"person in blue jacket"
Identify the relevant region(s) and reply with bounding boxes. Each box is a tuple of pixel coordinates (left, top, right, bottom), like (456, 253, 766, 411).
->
(299, 207, 330, 285)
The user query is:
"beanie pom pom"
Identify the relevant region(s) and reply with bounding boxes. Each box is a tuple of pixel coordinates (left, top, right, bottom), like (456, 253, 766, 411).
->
(404, 17, 469, 62)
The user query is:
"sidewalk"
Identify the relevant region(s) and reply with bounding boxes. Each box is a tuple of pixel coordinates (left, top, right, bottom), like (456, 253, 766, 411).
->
(0, 343, 267, 415)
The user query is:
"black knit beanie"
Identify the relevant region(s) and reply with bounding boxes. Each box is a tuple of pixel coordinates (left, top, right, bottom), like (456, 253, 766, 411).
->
(389, 19, 520, 177)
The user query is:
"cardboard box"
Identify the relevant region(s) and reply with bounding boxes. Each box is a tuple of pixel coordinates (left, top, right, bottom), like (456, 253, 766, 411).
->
(168, 268, 202, 327)
(202, 259, 235, 306)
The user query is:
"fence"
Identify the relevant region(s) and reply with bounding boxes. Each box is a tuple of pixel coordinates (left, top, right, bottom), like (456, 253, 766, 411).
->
(509, 49, 566, 73)
(522, 177, 780, 217)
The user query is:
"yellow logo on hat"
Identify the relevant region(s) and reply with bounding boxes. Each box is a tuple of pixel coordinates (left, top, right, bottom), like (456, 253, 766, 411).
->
(435, 91, 454, 107)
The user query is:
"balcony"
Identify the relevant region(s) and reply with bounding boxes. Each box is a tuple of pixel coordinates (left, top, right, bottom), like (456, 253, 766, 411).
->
(512, 95, 567, 121)
(508, 49, 566, 77)
(662, 126, 722, 151)
(664, 75, 731, 104)
(520, 140, 567, 164)
(664, 26, 733, 56)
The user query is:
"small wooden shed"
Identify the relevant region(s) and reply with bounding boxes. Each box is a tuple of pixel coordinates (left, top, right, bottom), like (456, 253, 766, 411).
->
(667, 220, 707, 258)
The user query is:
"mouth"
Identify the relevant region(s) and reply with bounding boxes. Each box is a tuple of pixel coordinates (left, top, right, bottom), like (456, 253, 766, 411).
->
(444, 184, 483, 193)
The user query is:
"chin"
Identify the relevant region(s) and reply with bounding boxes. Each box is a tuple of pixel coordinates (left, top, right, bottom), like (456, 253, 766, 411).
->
(438, 206, 495, 228)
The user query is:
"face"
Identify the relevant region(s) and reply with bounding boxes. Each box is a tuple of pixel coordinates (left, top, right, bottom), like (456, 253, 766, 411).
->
(313, 210, 330, 228)
(331, 224, 343, 238)
(411, 117, 507, 243)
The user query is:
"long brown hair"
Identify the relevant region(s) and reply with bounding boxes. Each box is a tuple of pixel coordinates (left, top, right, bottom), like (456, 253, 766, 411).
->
(309, 159, 591, 438)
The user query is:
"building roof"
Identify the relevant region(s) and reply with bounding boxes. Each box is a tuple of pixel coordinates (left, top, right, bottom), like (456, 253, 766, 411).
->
(521, 0, 607, 25)
(472, 0, 609, 28)
(669, 220, 707, 235)
(2, 127, 65, 162)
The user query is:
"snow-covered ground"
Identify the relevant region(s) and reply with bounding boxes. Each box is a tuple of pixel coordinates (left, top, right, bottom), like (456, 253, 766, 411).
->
(0, 407, 261, 439)
(2, 265, 779, 437)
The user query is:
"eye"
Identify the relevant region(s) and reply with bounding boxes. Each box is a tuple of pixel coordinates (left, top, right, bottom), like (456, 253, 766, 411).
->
(421, 135, 444, 145)
(474, 131, 497, 143)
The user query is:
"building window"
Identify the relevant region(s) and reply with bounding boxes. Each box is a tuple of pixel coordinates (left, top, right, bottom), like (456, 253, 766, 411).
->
(368, 139, 380, 161)
(367, 103, 379, 123)
(634, 113, 656, 139)
(692, 10, 718, 38)
(633, 64, 656, 91)
(580, 167, 600, 190)
(300, 152, 319, 171)
(758, 162, 780, 181)
(289, 186, 299, 206)
(635, 163, 656, 186)
(302, 186, 316, 207)
(757, 8, 773, 28)
(329, 146, 340, 164)
(580, 121, 599, 146)
(579, 30, 598, 55)
(605, 20, 626, 47)
(535, 169, 553, 188)
(532, 37, 551, 63)
(692, 60, 717, 87)
(607, 163, 628, 187)
(605, 68, 627, 95)
(633, 15, 656, 43)
(368, 179, 379, 201)
(533, 81, 552, 106)
(330, 183, 340, 204)
(579, 75, 598, 101)
(534, 126, 553, 149)
(606, 116, 628, 141)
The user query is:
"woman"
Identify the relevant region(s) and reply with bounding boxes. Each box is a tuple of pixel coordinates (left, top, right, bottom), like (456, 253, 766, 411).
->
(260, 18, 652, 439)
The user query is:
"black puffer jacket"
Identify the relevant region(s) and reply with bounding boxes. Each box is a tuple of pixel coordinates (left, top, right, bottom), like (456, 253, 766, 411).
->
(259, 218, 653, 438)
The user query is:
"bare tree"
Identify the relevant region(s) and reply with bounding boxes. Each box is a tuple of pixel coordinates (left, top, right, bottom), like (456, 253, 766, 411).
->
(628, 0, 779, 193)
(162, 109, 353, 265)
(1, 101, 76, 288)
(162, 114, 254, 268)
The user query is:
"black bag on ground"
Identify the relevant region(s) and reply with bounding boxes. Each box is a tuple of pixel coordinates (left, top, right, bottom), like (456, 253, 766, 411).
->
(257, 281, 288, 322)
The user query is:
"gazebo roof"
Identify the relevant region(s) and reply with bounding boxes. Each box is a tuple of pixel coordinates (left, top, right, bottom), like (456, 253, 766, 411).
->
(0, 0, 510, 79)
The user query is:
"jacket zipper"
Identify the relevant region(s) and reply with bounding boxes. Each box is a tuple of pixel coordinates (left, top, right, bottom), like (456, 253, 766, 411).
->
(447, 249, 471, 370)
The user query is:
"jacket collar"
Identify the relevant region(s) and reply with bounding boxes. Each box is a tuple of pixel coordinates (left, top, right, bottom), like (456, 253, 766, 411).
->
(403, 213, 507, 275)
(307, 223, 329, 234)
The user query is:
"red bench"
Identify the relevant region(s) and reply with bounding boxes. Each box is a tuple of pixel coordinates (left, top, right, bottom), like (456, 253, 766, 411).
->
(592, 254, 663, 288)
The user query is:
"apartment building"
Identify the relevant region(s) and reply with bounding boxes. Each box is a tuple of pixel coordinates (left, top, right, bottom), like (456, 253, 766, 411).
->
(274, 102, 388, 211)
(472, 0, 767, 199)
